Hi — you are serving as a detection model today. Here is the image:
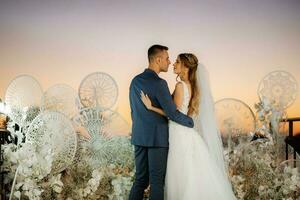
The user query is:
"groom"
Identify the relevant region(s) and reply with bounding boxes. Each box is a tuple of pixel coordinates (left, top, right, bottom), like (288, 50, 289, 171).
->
(129, 44, 194, 200)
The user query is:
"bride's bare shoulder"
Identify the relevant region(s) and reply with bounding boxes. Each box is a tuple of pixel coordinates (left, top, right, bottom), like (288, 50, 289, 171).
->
(174, 82, 184, 93)
(173, 82, 184, 108)
(175, 81, 183, 88)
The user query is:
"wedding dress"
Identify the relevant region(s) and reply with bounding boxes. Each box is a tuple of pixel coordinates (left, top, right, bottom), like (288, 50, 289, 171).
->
(164, 81, 236, 200)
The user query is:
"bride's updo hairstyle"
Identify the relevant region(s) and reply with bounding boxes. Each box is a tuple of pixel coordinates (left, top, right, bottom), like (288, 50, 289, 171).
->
(178, 53, 200, 116)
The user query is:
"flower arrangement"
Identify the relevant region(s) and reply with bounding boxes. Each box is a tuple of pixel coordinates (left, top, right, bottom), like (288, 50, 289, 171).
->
(53, 136, 134, 200)
(3, 104, 135, 200)
(227, 96, 300, 199)
(3, 135, 134, 200)
(254, 96, 287, 137)
(2, 136, 63, 200)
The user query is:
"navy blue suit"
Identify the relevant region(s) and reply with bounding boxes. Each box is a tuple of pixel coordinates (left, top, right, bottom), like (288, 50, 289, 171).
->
(129, 68, 194, 200)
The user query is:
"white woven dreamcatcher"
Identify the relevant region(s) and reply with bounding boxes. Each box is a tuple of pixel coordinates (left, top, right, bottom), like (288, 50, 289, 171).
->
(215, 98, 256, 149)
(26, 111, 77, 174)
(73, 107, 132, 167)
(258, 70, 298, 110)
(41, 84, 78, 119)
(5, 75, 43, 125)
(78, 72, 118, 110)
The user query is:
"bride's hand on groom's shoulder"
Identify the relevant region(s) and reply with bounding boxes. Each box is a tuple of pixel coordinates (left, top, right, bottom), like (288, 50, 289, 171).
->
(140, 91, 152, 110)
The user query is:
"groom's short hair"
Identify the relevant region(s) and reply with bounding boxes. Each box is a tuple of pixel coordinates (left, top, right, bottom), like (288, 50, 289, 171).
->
(148, 44, 168, 63)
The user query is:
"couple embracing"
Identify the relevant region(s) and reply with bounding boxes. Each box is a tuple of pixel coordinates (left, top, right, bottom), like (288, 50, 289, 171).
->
(129, 44, 236, 200)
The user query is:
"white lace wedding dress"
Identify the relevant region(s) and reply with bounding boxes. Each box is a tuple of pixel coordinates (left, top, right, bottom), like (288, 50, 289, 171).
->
(165, 81, 236, 200)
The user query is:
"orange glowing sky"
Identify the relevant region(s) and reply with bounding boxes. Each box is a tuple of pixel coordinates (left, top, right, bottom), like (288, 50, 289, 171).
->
(0, 0, 300, 133)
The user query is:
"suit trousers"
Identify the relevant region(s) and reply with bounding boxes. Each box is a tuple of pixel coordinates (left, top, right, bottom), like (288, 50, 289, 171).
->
(129, 145, 168, 200)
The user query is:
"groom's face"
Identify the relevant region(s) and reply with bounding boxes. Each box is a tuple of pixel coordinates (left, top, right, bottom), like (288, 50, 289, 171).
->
(158, 50, 171, 72)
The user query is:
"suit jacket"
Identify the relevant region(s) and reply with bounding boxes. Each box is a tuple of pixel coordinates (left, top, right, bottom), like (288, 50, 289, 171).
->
(129, 68, 194, 147)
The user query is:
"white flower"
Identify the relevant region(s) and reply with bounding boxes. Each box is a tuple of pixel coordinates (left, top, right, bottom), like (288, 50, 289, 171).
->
(49, 174, 64, 193)
(283, 188, 289, 195)
(291, 168, 298, 175)
(258, 185, 265, 192)
(53, 185, 63, 193)
(284, 166, 292, 174)
(289, 185, 297, 191)
(14, 191, 21, 198)
(84, 187, 91, 195)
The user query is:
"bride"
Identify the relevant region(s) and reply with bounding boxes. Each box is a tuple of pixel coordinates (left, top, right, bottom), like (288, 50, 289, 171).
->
(141, 53, 236, 200)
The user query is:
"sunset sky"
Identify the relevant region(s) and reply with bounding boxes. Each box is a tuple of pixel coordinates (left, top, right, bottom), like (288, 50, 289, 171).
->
(0, 0, 300, 133)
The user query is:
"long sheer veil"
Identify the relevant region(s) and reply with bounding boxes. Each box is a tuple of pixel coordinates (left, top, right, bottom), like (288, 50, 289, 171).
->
(193, 63, 228, 177)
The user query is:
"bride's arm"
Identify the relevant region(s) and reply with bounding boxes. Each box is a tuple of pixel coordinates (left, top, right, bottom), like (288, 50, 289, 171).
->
(140, 82, 184, 116)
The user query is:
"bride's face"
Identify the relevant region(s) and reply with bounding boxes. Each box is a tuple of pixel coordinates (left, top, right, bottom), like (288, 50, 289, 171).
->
(173, 57, 188, 76)
(173, 57, 183, 75)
